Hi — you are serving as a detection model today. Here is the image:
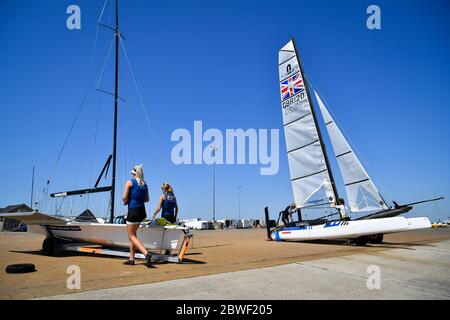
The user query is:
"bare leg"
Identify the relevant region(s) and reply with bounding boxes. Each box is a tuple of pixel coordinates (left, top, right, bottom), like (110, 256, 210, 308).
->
(127, 224, 148, 256)
(129, 240, 136, 260)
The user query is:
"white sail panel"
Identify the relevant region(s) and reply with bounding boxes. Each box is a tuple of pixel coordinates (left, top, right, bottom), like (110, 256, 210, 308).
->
(278, 40, 336, 208)
(315, 91, 389, 212)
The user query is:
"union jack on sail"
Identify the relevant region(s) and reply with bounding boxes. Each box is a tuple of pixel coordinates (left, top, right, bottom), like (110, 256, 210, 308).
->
(280, 73, 304, 100)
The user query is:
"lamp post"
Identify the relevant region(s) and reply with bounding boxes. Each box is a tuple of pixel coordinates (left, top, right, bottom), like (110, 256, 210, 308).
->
(30, 165, 35, 210)
(209, 145, 218, 223)
(237, 186, 242, 220)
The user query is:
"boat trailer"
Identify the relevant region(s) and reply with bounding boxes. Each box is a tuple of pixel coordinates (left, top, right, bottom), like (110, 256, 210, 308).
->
(41, 233, 193, 264)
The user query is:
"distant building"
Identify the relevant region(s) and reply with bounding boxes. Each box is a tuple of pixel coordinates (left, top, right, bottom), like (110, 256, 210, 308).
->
(0, 204, 32, 231)
(181, 218, 263, 230)
(181, 219, 214, 230)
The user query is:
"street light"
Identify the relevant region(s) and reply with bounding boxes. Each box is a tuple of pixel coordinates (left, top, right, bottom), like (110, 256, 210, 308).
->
(209, 145, 218, 223)
(237, 186, 242, 220)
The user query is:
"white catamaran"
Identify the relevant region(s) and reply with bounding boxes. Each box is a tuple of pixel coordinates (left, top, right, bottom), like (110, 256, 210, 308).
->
(265, 38, 441, 245)
(0, 0, 191, 260)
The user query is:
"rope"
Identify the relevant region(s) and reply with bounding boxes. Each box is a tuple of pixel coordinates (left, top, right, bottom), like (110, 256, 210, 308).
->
(305, 73, 395, 205)
(97, 0, 109, 25)
(119, 37, 168, 178)
(95, 35, 115, 90)
(86, 95, 102, 209)
(38, 34, 116, 214)
(85, 0, 109, 211)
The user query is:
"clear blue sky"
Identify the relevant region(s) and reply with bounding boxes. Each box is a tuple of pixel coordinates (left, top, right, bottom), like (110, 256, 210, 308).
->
(0, 0, 448, 222)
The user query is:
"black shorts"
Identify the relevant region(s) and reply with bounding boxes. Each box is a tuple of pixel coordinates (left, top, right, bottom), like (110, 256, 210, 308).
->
(162, 213, 176, 224)
(127, 206, 146, 224)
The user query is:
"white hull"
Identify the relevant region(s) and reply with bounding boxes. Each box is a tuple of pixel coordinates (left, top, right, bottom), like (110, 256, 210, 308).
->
(0, 211, 189, 251)
(271, 216, 431, 241)
(28, 222, 188, 250)
(405, 217, 432, 230)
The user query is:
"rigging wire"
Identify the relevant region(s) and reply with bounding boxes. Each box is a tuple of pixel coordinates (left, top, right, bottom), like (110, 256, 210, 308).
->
(118, 91, 125, 215)
(95, 36, 116, 90)
(119, 37, 168, 179)
(121, 57, 131, 168)
(38, 34, 116, 213)
(85, 0, 109, 212)
(87, 95, 102, 209)
(123, 72, 135, 167)
(68, 105, 92, 215)
(50, 0, 110, 218)
(90, 0, 108, 71)
(121, 58, 130, 216)
(88, 0, 111, 217)
(98, 0, 109, 25)
(305, 73, 396, 205)
(56, 195, 66, 215)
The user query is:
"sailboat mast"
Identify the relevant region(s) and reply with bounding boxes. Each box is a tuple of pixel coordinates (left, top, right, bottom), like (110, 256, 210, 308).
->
(110, 0, 119, 223)
(291, 38, 344, 219)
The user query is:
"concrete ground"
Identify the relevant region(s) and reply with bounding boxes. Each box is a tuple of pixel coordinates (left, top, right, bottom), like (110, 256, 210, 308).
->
(1, 228, 450, 299)
(39, 239, 450, 300)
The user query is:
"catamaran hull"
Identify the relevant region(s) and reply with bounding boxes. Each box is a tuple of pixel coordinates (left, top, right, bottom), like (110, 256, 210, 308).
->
(405, 217, 432, 230)
(356, 206, 413, 220)
(271, 216, 431, 242)
(28, 223, 187, 250)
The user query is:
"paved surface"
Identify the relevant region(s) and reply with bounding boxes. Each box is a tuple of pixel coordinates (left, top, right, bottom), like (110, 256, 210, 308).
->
(2, 228, 450, 299)
(40, 239, 450, 300)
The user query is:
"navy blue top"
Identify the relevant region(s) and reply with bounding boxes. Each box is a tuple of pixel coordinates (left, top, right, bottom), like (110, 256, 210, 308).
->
(128, 179, 148, 208)
(161, 192, 177, 217)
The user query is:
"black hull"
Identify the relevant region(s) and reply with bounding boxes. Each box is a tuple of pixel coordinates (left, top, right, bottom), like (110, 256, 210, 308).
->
(356, 206, 413, 220)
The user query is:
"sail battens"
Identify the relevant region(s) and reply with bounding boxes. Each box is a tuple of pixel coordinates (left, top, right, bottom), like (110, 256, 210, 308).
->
(300, 202, 334, 209)
(279, 55, 297, 67)
(287, 139, 319, 154)
(345, 178, 370, 187)
(336, 150, 352, 158)
(283, 112, 311, 127)
(291, 169, 328, 182)
(315, 90, 389, 212)
(279, 40, 336, 210)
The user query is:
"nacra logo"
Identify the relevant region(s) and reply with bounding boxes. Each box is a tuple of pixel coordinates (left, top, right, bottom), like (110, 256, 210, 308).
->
(307, 199, 324, 205)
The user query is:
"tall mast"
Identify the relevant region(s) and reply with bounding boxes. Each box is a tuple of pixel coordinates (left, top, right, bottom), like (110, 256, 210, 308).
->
(291, 38, 344, 219)
(110, 0, 119, 223)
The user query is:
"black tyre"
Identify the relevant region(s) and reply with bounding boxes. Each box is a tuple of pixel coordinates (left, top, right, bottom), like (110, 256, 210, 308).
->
(368, 233, 384, 244)
(5, 263, 36, 274)
(354, 236, 369, 246)
(42, 237, 55, 256)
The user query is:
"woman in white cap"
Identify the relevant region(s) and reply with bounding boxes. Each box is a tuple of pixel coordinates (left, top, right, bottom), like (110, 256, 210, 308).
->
(122, 165, 153, 267)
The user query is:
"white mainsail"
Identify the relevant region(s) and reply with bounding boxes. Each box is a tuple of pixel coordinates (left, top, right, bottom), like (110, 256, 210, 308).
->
(278, 40, 336, 209)
(314, 91, 389, 212)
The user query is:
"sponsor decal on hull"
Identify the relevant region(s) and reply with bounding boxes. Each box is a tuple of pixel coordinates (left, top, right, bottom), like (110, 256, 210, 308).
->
(46, 225, 82, 232)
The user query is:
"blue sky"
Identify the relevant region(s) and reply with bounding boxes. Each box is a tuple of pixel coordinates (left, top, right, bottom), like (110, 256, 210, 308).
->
(0, 0, 448, 222)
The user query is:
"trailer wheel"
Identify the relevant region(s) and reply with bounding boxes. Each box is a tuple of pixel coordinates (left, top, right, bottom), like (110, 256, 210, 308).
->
(368, 233, 384, 244)
(6, 263, 36, 274)
(42, 238, 55, 256)
(354, 236, 369, 246)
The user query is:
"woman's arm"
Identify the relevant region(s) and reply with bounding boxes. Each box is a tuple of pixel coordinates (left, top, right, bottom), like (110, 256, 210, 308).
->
(174, 200, 179, 220)
(152, 195, 164, 219)
(122, 180, 132, 205)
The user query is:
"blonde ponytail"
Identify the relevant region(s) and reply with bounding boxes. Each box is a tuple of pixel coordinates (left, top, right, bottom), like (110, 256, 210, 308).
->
(133, 165, 145, 186)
